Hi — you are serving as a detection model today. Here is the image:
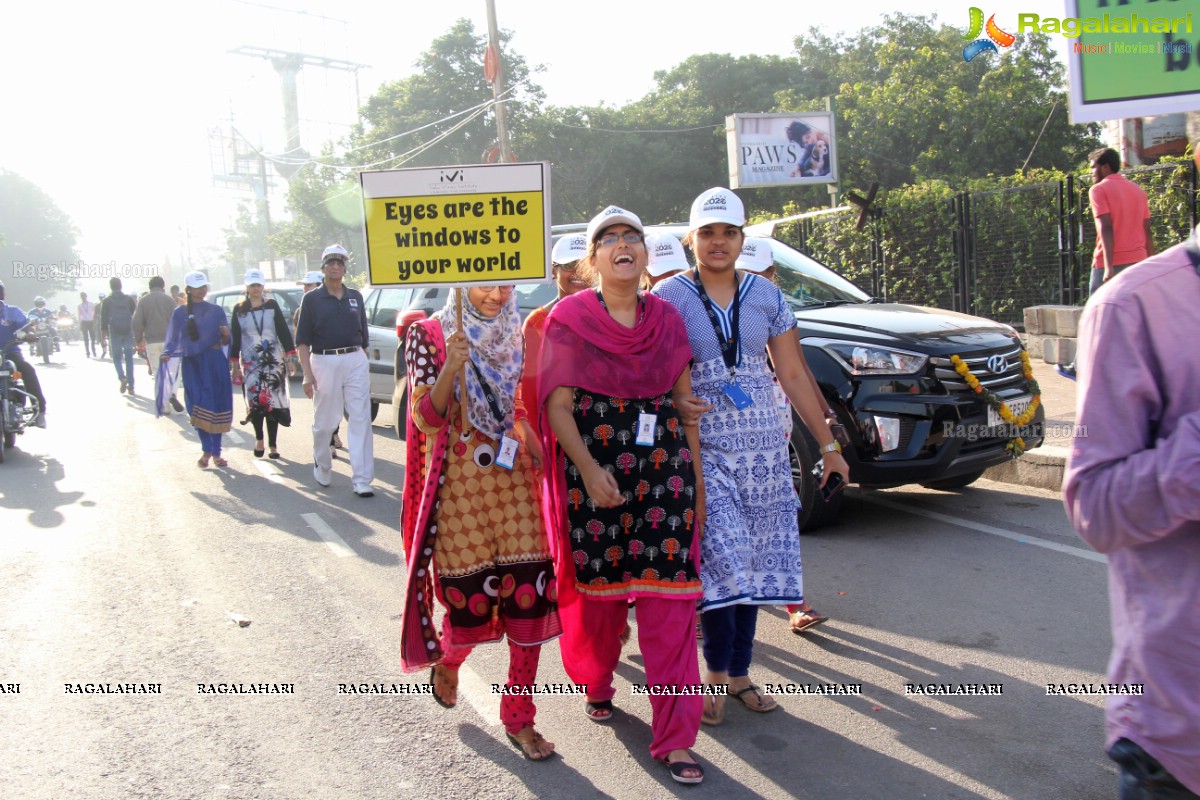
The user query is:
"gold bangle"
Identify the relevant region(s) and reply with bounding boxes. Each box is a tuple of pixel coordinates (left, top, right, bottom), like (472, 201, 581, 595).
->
(820, 441, 842, 455)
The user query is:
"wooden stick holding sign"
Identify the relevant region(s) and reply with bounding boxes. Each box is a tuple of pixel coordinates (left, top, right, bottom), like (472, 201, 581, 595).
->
(456, 289, 468, 433)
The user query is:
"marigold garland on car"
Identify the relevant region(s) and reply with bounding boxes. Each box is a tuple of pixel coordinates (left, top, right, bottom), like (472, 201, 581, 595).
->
(950, 351, 1042, 457)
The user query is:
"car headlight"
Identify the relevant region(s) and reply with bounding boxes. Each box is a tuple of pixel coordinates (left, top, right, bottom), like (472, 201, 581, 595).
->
(809, 339, 928, 376)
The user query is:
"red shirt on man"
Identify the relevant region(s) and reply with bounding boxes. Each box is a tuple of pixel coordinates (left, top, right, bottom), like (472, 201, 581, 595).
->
(1090, 173, 1150, 270)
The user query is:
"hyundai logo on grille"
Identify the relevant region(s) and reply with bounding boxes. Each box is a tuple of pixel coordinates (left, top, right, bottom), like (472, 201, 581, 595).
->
(986, 355, 1009, 374)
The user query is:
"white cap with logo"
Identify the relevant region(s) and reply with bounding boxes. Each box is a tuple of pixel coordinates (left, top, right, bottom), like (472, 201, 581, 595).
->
(321, 244, 349, 265)
(735, 238, 775, 273)
(552, 234, 588, 265)
(184, 271, 209, 289)
(689, 187, 746, 230)
(243, 269, 266, 286)
(586, 205, 644, 244)
(645, 234, 690, 277)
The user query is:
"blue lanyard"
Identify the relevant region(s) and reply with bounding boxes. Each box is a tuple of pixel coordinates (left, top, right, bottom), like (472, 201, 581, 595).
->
(693, 270, 741, 375)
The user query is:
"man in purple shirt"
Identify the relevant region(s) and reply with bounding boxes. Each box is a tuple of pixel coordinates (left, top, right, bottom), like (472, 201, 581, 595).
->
(1063, 145, 1200, 800)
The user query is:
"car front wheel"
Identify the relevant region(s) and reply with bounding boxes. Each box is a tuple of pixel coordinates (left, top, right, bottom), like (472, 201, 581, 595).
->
(788, 416, 844, 531)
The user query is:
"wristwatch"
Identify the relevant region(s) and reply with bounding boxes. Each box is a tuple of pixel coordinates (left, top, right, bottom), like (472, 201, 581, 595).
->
(820, 441, 842, 455)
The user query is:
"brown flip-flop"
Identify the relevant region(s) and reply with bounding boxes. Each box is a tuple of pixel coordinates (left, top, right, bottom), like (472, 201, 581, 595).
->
(731, 684, 778, 713)
(790, 608, 829, 633)
(700, 691, 725, 726)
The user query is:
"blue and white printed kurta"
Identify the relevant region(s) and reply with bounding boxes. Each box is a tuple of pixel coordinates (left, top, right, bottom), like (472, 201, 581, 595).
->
(654, 272, 804, 610)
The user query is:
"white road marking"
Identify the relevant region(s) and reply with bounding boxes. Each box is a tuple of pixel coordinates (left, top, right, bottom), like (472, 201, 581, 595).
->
(225, 429, 246, 445)
(300, 513, 357, 558)
(456, 664, 501, 723)
(254, 461, 284, 484)
(860, 495, 1106, 564)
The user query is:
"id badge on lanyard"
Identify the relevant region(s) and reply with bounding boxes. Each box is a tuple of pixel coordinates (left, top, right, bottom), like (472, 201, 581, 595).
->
(721, 381, 754, 409)
(636, 412, 657, 446)
(495, 435, 520, 470)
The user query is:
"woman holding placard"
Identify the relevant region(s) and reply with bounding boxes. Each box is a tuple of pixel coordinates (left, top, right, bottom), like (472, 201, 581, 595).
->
(397, 285, 562, 762)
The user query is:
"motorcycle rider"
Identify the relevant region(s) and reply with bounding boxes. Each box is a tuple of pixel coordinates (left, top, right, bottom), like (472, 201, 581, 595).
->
(56, 304, 74, 348)
(0, 281, 47, 428)
(26, 297, 58, 355)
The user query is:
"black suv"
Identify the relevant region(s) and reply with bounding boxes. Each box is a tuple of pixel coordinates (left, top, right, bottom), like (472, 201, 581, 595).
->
(558, 223, 1044, 529)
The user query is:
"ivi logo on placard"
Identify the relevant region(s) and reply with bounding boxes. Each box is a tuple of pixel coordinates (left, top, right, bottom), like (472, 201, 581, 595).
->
(439, 169, 464, 183)
(963, 7, 1016, 61)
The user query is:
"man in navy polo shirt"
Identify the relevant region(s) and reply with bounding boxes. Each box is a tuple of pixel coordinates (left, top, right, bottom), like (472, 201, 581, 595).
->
(296, 245, 375, 497)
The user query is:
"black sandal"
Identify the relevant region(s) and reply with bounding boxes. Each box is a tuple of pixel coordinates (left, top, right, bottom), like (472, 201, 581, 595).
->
(584, 699, 614, 722)
(253, 440, 265, 458)
(662, 755, 704, 785)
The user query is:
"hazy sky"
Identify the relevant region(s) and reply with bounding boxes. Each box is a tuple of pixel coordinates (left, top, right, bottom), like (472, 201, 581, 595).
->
(1, 0, 1067, 280)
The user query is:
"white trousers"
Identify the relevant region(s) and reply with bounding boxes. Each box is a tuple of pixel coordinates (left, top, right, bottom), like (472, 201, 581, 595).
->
(310, 350, 374, 485)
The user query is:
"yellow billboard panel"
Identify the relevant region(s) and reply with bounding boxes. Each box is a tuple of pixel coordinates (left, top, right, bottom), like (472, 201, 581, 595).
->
(360, 163, 551, 287)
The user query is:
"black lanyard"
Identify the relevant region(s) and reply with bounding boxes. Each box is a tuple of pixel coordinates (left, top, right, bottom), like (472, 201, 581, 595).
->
(468, 360, 507, 426)
(594, 289, 645, 324)
(693, 270, 741, 375)
(247, 303, 267, 339)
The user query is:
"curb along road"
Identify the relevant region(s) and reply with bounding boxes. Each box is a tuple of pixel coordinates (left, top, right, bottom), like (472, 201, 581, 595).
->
(981, 358, 1074, 492)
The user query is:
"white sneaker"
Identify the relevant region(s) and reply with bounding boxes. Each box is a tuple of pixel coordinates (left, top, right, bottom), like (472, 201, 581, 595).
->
(313, 465, 332, 487)
(353, 483, 374, 498)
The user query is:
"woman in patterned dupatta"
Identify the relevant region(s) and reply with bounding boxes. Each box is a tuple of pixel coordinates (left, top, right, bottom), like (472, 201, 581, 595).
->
(398, 286, 561, 762)
(160, 271, 233, 467)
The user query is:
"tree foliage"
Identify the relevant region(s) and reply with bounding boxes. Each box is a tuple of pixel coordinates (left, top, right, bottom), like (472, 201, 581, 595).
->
(781, 14, 1100, 192)
(249, 15, 1108, 282)
(353, 18, 542, 169)
(0, 170, 79, 307)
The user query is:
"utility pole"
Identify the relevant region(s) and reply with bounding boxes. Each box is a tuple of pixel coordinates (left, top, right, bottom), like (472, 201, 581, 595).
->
(485, 0, 513, 162)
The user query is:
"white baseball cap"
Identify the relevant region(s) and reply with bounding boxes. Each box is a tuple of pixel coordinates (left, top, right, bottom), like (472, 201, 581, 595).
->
(552, 234, 588, 265)
(586, 205, 644, 244)
(645, 234, 690, 277)
(321, 244, 349, 265)
(243, 269, 266, 286)
(689, 187, 745, 230)
(299, 270, 324, 286)
(735, 238, 775, 273)
(184, 271, 209, 289)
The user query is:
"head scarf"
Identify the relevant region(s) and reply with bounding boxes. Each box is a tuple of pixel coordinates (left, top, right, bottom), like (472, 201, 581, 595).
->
(432, 287, 523, 440)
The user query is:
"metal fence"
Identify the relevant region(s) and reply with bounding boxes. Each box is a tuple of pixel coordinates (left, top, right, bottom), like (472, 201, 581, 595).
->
(773, 160, 1199, 327)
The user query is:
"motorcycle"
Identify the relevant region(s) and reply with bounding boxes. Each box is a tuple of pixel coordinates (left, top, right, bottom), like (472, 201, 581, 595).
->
(56, 315, 77, 345)
(27, 318, 55, 364)
(0, 341, 42, 463)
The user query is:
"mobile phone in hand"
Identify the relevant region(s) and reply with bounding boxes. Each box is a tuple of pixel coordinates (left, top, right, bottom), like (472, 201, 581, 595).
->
(821, 472, 846, 502)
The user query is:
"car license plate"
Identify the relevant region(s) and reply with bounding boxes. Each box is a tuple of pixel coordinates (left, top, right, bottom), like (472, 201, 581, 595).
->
(0, 370, 10, 377)
(988, 394, 1032, 428)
